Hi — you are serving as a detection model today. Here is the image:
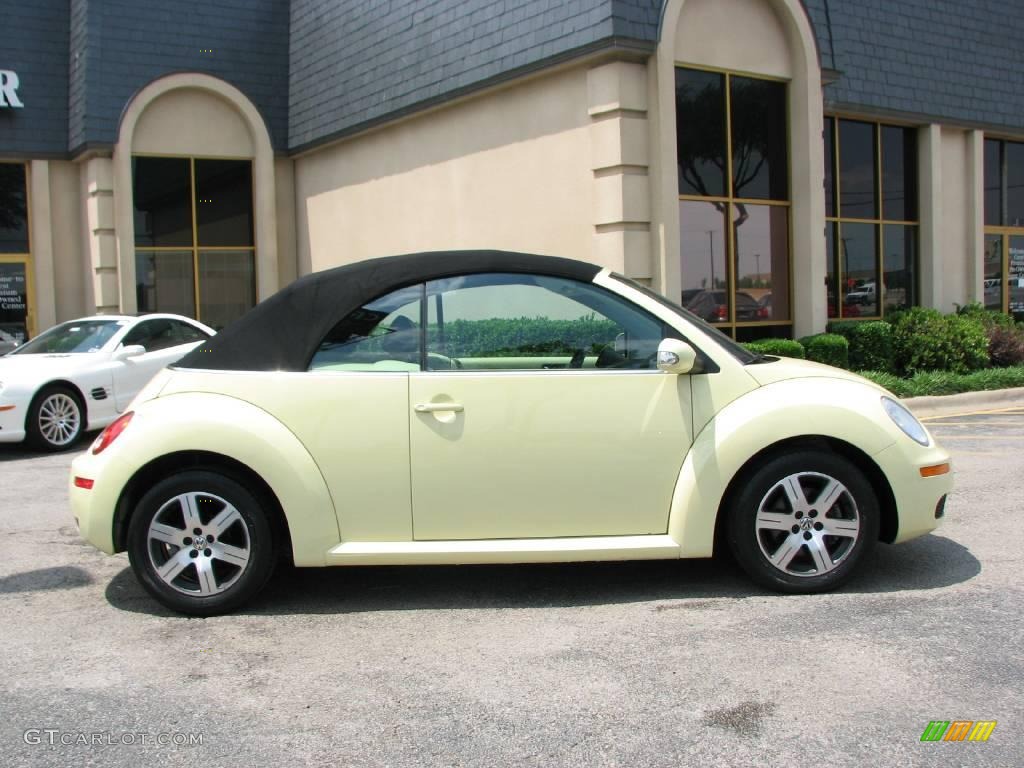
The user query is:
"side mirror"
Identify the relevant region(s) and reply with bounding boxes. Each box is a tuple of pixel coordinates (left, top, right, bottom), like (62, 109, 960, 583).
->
(113, 344, 146, 361)
(657, 338, 697, 375)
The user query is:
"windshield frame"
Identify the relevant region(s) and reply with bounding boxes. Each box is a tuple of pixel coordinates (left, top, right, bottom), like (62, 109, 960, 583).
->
(10, 319, 125, 355)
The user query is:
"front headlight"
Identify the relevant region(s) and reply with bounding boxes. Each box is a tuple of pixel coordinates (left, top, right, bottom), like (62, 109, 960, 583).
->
(882, 396, 929, 446)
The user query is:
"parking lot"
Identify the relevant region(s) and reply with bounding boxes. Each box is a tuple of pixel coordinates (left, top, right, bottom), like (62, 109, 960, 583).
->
(1, 407, 1022, 767)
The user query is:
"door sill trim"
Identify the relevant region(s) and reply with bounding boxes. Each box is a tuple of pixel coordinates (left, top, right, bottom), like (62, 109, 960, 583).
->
(326, 535, 681, 566)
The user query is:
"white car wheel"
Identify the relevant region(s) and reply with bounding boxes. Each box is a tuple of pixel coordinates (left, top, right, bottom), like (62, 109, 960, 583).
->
(27, 386, 84, 451)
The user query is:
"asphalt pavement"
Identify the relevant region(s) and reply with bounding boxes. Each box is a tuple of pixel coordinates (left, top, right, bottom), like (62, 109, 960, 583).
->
(0, 405, 1021, 767)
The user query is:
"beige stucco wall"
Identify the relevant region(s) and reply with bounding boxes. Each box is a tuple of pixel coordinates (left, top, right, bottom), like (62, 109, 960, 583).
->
(131, 88, 254, 157)
(674, 0, 793, 78)
(294, 66, 594, 274)
(275, 157, 297, 287)
(938, 126, 972, 311)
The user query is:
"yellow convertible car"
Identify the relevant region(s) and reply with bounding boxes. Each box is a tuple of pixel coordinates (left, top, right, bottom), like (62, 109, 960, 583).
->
(69, 251, 952, 615)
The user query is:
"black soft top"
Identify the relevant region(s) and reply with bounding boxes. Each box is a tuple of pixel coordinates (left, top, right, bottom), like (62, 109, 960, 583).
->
(176, 250, 603, 372)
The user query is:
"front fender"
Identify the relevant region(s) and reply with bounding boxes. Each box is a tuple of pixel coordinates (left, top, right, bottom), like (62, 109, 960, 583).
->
(669, 377, 897, 557)
(76, 392, 339, 565)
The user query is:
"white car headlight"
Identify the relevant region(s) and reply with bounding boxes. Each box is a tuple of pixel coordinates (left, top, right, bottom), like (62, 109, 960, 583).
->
(882, 396, 929, 446)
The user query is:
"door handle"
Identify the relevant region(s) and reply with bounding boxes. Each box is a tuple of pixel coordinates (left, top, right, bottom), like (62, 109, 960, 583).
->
(414, 402, 464, 413)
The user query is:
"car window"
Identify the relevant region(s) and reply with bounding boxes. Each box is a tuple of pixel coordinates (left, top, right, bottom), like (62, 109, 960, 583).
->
(308, 284, 424, 371)
(424, 273, 664, 371)
(168, 320, 210, 345)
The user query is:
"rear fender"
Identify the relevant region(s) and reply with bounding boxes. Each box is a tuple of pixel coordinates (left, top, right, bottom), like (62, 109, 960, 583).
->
(108, 392, 339, 565)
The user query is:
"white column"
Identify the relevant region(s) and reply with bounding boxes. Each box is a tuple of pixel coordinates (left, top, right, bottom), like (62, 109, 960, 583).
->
(84, 156, 120, 314)
(965, 129, 986, 303)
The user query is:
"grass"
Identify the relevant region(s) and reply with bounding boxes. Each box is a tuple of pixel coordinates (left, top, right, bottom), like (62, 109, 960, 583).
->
(856, 366, 1024, 398)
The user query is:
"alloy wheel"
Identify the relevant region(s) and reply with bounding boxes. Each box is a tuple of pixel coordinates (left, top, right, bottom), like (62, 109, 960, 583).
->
(37, 392, 81, 447)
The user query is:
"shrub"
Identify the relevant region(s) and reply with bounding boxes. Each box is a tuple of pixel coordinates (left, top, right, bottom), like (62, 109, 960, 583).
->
(799, 333, 849, 368)
(987, 325, 1024, 367)
(891, 307, 988, 375)
(742, 338, 805, 359)
(955, 301, 1017, 330)
(856, 365, 1024, 398)
(827, 320, 894, 372)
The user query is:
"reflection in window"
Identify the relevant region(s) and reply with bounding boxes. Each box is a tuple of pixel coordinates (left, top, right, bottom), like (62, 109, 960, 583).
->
(983, 235, 1002, 312)
(675, 67, 791, 336)
(675, 68, 726, 197)
(730, 76, 788, 200)
(132, 156, 256, 330)
(0, 163, 29, 253)
(839, 120, 877, 220)
(825, 117, 919, 319)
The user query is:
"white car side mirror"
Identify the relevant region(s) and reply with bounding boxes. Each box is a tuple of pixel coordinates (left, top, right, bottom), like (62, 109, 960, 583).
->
(114, 344, 146, 361)
(656, 338, 697, 375)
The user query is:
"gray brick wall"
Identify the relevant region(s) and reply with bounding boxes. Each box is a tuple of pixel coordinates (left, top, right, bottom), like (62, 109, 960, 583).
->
(1, 0, 69, 157)
(818, 0, 1024, 133)
(288, 0, 641, 151)
(69, 0, 290, 153)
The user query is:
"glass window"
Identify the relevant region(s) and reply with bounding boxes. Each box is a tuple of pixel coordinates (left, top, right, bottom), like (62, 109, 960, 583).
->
(676, 68, 727, 197)
(425, 274, 664, 371)
(882, 224, 916, 313)
(983, 234, 1004, 311)
(824, 117, 836, 218)
(12, 319, 121, 355)
(676, 67, 791, 337)
(881, 126, 918, 221)
(0, 261, 29, 343)
(132, 157, 256, 330)
(135, 251, 196, 318)
(730, 76, 788, 200)
(1011, 236, 1024, 318)
(732, 203, 790, 322)
(169, 320, 210, 345)
(839, 120, 878, 220)
(679, 200, 728, 319)
(984, 139, 1002, 227)
(133, 157, 192, 248)
(195, 160, 254, 247)
(826, 118, 919, 319)
(309, 285, 423, 371)
(1008, 143, 1024, 229)
(0, 163, 29, 254)
(198, 251, 256, 331)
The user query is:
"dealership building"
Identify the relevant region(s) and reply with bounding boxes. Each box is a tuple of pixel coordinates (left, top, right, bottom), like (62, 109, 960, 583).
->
(2, 0, 1023, 343)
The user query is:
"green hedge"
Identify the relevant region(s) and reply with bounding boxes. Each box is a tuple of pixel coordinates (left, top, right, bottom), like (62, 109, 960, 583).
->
(742, 338, 805, 359)
(435, 317, 620, 357)
(890, 307, 989, 375)
(799, 333, 848, 368)
(858, 366, 1024, 398)
(827, 320, 894, 372)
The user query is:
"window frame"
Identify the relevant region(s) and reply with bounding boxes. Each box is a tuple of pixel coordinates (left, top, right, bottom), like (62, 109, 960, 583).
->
(825, 115, 920, 321)
(132, 153, 257, 328)
(675, 64, 794, 339)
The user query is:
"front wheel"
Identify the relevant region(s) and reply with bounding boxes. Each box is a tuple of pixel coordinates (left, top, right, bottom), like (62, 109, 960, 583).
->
(127, 471, 278, 616)
(26, 386, 84, 451)
(727, 450, 879, 593)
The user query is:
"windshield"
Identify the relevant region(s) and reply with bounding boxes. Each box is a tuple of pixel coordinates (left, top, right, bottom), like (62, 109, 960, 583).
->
(610, 274, 758, 364)
(11, 320, 123, 355)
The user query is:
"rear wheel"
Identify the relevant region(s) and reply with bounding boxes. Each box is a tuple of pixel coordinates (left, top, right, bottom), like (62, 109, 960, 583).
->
(127, 471, 277, 616)
(26, 386, 84, 452)
(727, 450, 879, 593)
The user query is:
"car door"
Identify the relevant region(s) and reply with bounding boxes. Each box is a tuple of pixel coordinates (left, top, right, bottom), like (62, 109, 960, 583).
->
(113, 319, 208, 411)
(408, 273, 694, 541)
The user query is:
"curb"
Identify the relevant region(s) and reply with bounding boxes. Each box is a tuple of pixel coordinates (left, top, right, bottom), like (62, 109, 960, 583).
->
(902, 387, 1024, 418)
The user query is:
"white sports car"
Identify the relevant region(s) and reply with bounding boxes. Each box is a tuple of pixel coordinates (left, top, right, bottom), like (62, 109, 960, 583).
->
(0, 314, 214, 451)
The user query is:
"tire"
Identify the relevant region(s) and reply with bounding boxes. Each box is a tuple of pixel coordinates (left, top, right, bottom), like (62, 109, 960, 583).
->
(26, 385, 85, 452)
(127, 471, 278, 616)
(727, 450, 879, 593)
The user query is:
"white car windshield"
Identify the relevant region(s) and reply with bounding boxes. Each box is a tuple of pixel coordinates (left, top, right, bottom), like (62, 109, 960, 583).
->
(11, 320, 122, 354)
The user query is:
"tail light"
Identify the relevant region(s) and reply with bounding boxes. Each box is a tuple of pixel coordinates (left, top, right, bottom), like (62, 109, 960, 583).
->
(92, 411, 134, 455)
(757, 306, 770, 319)
(714, 305, 728, 321)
